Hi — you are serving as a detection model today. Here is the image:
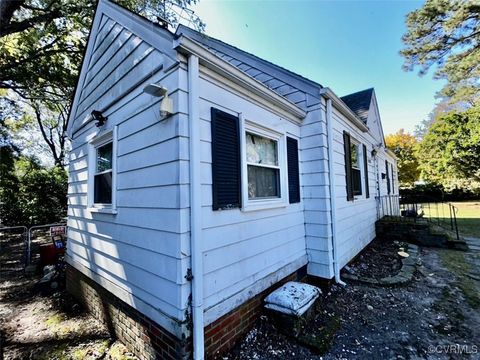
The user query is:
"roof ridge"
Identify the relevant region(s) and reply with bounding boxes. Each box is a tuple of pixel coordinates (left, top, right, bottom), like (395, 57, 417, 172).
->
(341, 87, 374, 99)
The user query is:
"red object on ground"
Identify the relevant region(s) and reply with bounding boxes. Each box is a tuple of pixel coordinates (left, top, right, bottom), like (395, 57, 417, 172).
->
(39, 244, 57, 266)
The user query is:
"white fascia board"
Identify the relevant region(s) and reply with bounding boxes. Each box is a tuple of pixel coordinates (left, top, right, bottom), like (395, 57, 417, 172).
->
(173, 35, 306, 122)
(385, 148, 398, 161)
(66, 0, 109, 138)
(319, 87, 369, 133)
(67, 0, 178, 138)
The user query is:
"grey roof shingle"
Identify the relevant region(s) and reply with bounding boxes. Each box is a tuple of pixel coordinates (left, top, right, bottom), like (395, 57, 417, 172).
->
(340, 88, 374, 123)
(176, 25, 323, 110)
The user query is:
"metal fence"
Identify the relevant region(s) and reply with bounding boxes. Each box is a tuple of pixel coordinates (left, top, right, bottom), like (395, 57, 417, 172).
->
(377, 194, 459, 240)
(0, 223, 66, 268)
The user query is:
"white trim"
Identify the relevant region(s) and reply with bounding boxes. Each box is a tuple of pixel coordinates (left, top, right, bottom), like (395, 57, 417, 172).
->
(174, 36, 306, 122)
(187, 54, 204, 360)
(86, 207, 118, 215)
(320, 87, 369, 133)
(240, 120, 288, 212)
(87, 127, 118, 214)
(67, 1, 107, 137)
(324, 97, 345, 286)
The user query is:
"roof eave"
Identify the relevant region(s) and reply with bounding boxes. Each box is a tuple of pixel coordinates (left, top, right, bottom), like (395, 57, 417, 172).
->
(320, 88, 369, 132)
(174, 35, 306, 122)
(386, 148, 398, 160)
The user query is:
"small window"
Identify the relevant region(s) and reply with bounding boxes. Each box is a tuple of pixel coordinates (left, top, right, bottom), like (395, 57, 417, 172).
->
(246, 132, 280, 199)
(94, 142, 113, 204)
(88, 129, 117, 214)
(350, 142, 362, 196)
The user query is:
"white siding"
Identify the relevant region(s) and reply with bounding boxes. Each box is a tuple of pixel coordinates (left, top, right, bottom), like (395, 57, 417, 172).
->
(330, 107, 380, 269)
(196, 69, 307, 325)
(300, 103, 334, 279)
(66, 13, 188, 337)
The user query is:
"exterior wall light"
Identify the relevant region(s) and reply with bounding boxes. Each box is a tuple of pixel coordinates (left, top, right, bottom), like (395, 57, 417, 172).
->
(91, 110, 107, 127)
(143, 83, 173, 118)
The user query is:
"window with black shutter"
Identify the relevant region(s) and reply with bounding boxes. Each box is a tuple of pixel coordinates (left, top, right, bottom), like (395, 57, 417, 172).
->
(363, 144, 369, 198)
(287, 137, 300, 203)
(211, 108, 241, 210)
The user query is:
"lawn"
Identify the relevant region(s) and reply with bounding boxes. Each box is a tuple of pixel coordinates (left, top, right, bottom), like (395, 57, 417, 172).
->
(421, 200, 480, 238)
(450, 201, 480, 238)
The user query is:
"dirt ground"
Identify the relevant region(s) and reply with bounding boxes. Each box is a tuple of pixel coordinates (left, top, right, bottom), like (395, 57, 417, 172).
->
(0, 232, 137, 360)
(2, 229, 480, 360)
(224, 236, 480, 360)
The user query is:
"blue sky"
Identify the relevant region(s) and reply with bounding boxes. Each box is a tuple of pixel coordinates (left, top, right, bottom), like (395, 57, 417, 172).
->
(190, 0, 444, 135)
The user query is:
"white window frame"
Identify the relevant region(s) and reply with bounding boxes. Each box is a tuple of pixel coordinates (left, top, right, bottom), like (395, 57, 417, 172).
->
(87, 126, 118, 214)
(240, 116, 288, 212)
(350, 138, 364, 199)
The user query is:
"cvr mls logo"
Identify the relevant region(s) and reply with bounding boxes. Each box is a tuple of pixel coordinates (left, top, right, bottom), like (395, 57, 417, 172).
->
(428, 344, 478, 354)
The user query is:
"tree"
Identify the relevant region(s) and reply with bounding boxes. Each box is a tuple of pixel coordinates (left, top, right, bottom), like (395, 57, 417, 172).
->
(385, 129, 421, 186)
(0, 151, 68, 226)
(0, 145, 23, 225)
(401, 0, 480, 106)
(416, 106, 480, 188)
(0, 0, 204, 166)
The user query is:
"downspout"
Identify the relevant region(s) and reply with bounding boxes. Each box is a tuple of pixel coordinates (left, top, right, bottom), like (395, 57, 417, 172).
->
(187, 54, 205, 360)
(324, 96, 346, 286)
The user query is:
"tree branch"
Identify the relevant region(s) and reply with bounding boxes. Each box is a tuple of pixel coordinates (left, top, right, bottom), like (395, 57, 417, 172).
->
(32, 103, 62, 166)
(0, 8, 61, 37)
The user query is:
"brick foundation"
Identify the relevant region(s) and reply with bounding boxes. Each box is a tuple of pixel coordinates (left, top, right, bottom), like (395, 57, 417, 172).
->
(66, 265, 191, 360)
(67, 263, 308, 359)
(204, 264, 307, 359)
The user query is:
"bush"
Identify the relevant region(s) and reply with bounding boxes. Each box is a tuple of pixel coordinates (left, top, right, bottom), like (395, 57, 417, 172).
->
(400, 182, 480, 203)
(0, 147, 67, 226)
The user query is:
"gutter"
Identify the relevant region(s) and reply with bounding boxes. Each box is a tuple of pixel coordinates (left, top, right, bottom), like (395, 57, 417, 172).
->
(385, 147, 398, 161)
(173, 35, 306, 121)
(320, 88, 369, 133)
(187, 54, 205, 359)
(321, 93, 346, 286)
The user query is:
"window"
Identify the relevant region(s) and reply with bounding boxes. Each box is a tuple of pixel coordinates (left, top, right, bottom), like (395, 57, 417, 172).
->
(344, 131, 366, 201)
(88, 129, 117, 214)
(94, 142, 113, 204)
(210, 108, 292, 211)
(240, 120, 287, 211)
(350, 142, 362, 196)
(246, 132, 280, 199)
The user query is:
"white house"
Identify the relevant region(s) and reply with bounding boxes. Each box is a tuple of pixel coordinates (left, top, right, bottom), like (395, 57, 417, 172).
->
(65, 1, 398, 359)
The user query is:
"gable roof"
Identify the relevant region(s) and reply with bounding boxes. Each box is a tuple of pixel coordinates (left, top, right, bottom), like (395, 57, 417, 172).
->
(340, 88, 374, 123)
(67, 0, 178, 137)
(176, 25, 323, 110)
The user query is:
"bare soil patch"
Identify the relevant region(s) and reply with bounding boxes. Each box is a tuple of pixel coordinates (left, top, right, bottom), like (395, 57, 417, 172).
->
(1, 231, 137, 360)
(342, 238, 405, 280)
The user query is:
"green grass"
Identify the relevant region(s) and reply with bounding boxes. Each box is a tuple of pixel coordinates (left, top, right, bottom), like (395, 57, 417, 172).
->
(422, 200, 480, 238)
(451, 201, 480, 238)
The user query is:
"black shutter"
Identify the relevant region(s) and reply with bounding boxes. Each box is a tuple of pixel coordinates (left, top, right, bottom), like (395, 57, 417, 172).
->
(391, 163, 395, 194)
(343, 131, 354, 201)
(386, 160, 391, 194)
(287, 137, 300, 204)
(211, 108, 241, 210)
(363, 144, 369, 199)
